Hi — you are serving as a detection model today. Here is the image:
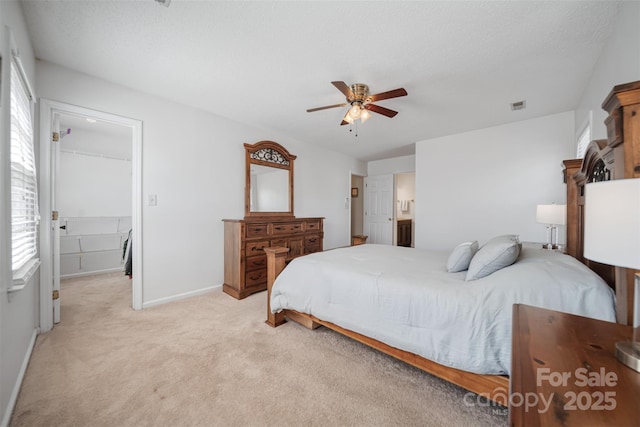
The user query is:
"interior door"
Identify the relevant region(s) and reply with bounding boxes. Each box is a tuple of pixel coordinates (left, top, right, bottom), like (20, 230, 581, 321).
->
(363, 174, 394, 245)
(51, 113, 61, 324)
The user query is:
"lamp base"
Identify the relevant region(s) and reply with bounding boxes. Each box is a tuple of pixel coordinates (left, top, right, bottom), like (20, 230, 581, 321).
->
(615, 341, 640, 372)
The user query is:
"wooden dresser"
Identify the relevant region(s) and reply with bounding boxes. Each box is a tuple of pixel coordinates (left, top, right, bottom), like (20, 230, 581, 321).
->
(222, 217, 324, 299)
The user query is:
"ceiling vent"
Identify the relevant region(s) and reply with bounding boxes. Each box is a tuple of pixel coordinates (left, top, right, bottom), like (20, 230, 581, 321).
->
(511, 100, 526, 111)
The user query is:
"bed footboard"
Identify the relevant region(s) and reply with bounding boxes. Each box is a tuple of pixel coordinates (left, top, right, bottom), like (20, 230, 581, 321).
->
(265, 247, 321, 329)
(265, 247, 289, 327)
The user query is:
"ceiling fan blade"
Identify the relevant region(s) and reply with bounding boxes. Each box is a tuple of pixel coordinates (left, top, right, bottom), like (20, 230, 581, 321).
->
(364, 103, 398, 118)
(306, 103, 347, 113)
(332, 81, 354, 99)
(367, 88, 408, 103)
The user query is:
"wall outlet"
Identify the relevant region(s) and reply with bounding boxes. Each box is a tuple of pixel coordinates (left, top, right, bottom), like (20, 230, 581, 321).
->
(148, 194, 157, 206)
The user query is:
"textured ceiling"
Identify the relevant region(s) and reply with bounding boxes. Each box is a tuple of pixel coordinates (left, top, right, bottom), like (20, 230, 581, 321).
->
(21, 1, 620, 161)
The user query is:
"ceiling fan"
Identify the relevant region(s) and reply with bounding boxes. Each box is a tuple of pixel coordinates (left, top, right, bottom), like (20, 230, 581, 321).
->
(307, 81, 408, 126)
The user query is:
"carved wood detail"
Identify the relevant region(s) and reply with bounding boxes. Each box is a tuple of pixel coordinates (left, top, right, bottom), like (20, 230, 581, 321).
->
(565, 80, 640, 324)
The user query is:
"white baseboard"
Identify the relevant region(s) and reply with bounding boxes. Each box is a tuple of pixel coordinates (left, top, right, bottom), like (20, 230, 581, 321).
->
(142, 284, 220, 309)
(1, 328, 38, 427)
(60, 267, 123, 279)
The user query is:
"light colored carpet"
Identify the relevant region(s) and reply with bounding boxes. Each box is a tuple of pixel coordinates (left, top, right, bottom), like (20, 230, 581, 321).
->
(11, 272, 507, 426)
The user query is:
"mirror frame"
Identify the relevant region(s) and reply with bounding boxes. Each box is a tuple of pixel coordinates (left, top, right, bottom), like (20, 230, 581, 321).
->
(244, 140, 296, 218)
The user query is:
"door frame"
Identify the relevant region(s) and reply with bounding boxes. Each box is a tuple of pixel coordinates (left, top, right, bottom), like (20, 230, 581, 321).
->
(348, 170, 367, 243)
(39, 99, 143, 332)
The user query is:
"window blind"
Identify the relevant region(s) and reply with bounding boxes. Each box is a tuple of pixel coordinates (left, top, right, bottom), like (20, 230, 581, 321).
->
(576, 123, 591, 159)
(10, 57, 39, 272)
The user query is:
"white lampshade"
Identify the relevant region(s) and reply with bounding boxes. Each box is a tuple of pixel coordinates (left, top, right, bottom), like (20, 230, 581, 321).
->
(584, 179, 640, 270)
(536, 204, 566, 225)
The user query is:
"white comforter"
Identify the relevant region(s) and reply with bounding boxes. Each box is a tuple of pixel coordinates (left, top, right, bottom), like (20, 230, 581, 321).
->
(270, 244, 616, 375)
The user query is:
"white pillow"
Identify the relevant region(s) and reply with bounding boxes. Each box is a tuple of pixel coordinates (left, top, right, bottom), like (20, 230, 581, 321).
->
(465, 234, 521, 281)
(446, 241, 479, 272)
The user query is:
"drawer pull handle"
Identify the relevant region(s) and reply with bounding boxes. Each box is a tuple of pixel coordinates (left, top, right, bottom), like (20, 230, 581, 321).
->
(308, 238, 317, 243)
(275, 226, 283, 230)
(249, 274, 261, 280)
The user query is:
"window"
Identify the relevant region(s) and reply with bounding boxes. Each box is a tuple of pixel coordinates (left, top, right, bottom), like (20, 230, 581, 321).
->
(576, 114, 591, 159)
(10, 55, 39, 286)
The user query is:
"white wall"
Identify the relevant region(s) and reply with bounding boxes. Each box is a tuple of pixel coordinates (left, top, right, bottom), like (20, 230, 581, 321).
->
(0, 2, 39, 425)
(368, 154, 415, 175)
(575, 1, 640, 145)
(350, 175, 364, 236)
(396, 173, 415, 220)
(415, 111, 574, 251)
(36, 61, 366, 306)
(59, 152, 132, 217)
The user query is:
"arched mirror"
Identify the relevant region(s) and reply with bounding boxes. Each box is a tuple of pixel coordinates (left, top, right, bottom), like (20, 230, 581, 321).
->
(244, 141, 296, 218)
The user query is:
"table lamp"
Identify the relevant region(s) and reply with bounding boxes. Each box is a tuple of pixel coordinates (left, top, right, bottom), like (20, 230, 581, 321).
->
(584, 178, 640, 373)
(536, 204, 566, 249)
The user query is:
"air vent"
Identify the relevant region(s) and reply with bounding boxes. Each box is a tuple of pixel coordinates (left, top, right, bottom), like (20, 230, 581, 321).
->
(511, 100, 526, 111)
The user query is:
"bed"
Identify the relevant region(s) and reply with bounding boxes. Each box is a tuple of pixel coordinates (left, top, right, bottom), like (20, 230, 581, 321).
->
(265, 239, 616, 404)
(269, 242, 615, 376)
(264, 80, 640, 406)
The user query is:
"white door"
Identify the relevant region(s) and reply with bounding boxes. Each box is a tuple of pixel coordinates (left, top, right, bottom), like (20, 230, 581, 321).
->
(363, 174, 394, 245)
(51, 113, 61, 323)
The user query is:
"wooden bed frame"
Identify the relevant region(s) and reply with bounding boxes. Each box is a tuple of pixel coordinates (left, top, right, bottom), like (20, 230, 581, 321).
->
(264, 246, 509, 405)
(263, 80, 640, 407)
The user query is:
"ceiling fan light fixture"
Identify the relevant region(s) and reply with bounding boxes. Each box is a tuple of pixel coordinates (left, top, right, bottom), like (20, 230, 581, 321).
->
(348, 102, 363, 119)
(306, 81, 407, 128)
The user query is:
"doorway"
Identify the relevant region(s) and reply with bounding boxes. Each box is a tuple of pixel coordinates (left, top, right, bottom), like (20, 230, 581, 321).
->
(57, 113, 132, 320)
(39, 100, 143, 333)
(350, 171, 415, 247)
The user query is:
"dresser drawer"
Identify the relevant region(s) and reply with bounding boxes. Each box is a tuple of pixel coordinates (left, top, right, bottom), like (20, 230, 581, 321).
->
(305, 246, 322, 255)
(246, 223, 269, 238)
(270, 238, 288, 248)
(245, 268, 267, 287)
(272, 221, 303, 235)
(245, 255, 266, 272)
(246, 240, 269, 256)
(304, 234, 321, 247)
(305, 220, 321, 231)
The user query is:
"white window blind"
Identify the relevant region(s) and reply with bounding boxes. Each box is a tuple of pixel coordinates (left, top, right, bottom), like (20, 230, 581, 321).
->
(10, 56, 39, 273)
(576, 122, 591, 159)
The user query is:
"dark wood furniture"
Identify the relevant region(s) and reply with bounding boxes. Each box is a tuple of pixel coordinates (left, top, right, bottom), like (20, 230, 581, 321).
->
(510, 304, 639, 426)
(564, 80, 640, 324)
(351, 235, 368, 246)
(223, 140, 324, 299)
(244, 140, 295, 218)
(223, 217, 323, 299)
(397, 219, 412, 247)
